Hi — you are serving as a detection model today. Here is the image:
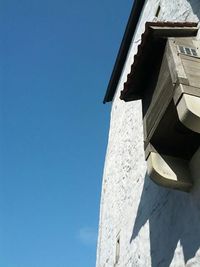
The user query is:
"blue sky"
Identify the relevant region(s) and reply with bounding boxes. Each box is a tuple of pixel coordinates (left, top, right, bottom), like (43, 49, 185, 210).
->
(0, 1, 132, 266)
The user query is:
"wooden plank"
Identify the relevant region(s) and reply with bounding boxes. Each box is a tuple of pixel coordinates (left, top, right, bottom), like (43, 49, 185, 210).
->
(168, 39, 189, 85)
(165, 40, 178, 84)
(180, 53, 200, 62)
(144, 78, 173, 143)
(174, 84, 200, 105)
(181, 56, 200, 88)
(145, 143, 157, 160)
(144, 41, 182, 142)
(150, 26, 198, 37)
(144, 76, 174, 142)
(174, 37, 196, 48)
(143, 53, 172, 140)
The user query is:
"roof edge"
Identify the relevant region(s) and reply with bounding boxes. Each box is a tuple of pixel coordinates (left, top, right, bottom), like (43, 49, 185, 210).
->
(103, 0, 146, 104)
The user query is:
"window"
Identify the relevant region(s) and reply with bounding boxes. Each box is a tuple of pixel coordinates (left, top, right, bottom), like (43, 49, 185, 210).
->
(178, 45, 198, 57)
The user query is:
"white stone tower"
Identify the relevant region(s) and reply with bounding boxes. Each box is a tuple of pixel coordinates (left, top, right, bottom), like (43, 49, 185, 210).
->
(96, 1, 200, 266)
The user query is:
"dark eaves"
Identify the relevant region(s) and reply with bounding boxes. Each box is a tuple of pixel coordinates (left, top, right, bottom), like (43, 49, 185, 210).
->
(103, 0, 146, 104)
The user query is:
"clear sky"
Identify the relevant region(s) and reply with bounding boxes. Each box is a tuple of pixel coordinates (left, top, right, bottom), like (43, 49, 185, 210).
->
(1, 1, 132, 266)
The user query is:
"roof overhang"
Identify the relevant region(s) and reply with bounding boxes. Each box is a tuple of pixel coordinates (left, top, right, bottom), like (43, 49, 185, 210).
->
(120, 22, 198, 102)
(103, 0, 146, 104)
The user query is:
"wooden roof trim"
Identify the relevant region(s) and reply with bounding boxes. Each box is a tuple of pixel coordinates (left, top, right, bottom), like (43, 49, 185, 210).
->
(120, 21, 199, 102)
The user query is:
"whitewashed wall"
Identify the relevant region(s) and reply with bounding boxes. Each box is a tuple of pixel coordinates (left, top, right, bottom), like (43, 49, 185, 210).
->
(96, 1, 200, 267)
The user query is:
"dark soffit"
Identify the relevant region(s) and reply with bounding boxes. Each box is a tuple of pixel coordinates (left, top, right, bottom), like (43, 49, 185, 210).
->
(103, 0, 146, 104)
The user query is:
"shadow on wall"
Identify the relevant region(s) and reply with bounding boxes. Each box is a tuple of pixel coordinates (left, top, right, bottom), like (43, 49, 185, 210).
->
(130, 173, 200, 267)
(130, 2, 200, 266)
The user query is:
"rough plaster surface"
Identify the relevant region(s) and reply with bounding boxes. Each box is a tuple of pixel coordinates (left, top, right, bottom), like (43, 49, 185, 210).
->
(96, 1, 200, 267)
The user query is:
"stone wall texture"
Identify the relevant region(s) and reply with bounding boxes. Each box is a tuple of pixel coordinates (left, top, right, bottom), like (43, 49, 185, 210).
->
(96, 1, 200, 267)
